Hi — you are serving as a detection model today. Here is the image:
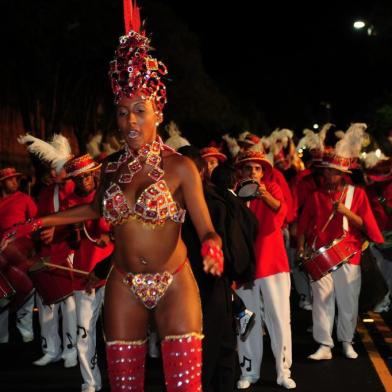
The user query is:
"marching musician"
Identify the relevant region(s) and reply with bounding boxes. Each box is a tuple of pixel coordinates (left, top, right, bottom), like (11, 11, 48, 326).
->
(18, 133, 78, 368)
(0, 167, 37, 344)
(64, 154, 114, 392)
(234, 150, 296, 390)
(297, 148, 384, 360)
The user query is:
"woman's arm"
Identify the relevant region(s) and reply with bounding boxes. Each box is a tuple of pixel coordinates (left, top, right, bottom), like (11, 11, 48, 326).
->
(176, 156, 223, 276)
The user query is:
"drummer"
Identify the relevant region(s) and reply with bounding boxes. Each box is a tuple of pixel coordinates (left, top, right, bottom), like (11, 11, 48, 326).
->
(63, 154, 114, 392)
(200, 146, 227, 179)
(297, 152, 383, 360)
(234, 150, 296, 390)
(0, 167, 37, 344)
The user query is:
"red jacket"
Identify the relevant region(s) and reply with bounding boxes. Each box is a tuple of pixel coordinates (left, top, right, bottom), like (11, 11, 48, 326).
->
(297, 185, 384, 265)
(66, 190, 114, 290)
(250, 181, 290, 278)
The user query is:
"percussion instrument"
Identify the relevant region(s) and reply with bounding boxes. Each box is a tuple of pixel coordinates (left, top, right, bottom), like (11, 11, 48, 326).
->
(301, 235, 359, 281)
(3, 265, 35, 311)
(0, 237, 35, 271)
(237, 179, 260, 201)
(0, 272, 15, 309)
(29, 259, 74, 305)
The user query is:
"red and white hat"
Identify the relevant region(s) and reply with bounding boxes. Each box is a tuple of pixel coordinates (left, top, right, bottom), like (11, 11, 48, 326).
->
(317, 152, 352, 173)
(0, 167, 22, 181)
(64, 154, 101, 178)
(200, 146, 227, 162)
(234, 150, 272, 173)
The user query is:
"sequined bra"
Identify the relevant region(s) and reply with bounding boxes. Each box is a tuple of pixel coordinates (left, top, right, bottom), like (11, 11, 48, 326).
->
(102, 139, 186, 227)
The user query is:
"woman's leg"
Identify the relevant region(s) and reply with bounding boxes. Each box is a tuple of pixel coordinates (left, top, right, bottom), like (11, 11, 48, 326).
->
(104, 268, 150, 392)
(154, 263, 203, 391)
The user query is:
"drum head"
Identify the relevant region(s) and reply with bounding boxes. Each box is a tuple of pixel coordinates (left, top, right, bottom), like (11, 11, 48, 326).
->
(237, 180, 259, 201)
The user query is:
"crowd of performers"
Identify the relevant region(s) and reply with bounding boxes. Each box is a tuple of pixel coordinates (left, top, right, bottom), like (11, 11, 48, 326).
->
(1, 2, 392, 392)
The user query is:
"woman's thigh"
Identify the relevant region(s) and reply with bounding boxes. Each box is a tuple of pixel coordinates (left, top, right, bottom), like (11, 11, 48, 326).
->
(104, 268, 150, 341)
(154, 262, 202, 338)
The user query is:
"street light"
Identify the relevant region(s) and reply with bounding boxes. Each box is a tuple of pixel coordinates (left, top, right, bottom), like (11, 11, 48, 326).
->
(353, 20, 366, 30)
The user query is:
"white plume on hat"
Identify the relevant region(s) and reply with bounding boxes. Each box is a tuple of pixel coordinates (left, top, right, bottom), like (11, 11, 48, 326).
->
(335, 123, 367, 158)
(86, 133, 103, 158)
(222, 134, 240, 158)
(361, 150, 388, 169)
(18, 133, 72, 173)
(164, 121, 190, 151)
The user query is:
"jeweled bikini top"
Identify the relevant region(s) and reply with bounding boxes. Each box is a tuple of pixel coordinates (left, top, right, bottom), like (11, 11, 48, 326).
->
(102, 139, 186, 227)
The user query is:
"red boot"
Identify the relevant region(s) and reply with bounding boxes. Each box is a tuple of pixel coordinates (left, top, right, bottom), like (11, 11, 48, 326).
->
(106, 339, 147, 392)
(161, 333, 203, 391)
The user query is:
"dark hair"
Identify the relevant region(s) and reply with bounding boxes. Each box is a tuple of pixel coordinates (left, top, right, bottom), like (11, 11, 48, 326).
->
(177, 145, 206, 173)
(210, 164, 237, 190)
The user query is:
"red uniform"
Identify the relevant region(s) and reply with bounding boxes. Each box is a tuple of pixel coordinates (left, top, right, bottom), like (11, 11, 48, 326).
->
(249, 181, 289, 278)
(297, 185, 384, 265)
(37, 181, 75, 264)
(365, 182, 392, 232)
(0, 191, 37, 233)
(65, 190, 114, 290)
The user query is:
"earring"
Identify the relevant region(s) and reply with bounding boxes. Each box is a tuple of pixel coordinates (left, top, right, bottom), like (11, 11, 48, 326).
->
(155, 122, 160, 127)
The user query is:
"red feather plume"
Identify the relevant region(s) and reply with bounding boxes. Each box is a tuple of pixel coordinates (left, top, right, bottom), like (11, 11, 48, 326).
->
(123, 0, 142, 34)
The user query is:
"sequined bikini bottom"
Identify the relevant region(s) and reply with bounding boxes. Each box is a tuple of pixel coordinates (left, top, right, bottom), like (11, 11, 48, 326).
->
(115, 259, 187, 310)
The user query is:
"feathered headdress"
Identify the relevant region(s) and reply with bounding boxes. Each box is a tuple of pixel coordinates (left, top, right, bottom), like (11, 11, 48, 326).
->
(164, 121, 190, 151)
(18, 133, 73, 173)
(335, 123, 367, 158)
(109, 0, 168, 112)
(222, 134, 240, 158)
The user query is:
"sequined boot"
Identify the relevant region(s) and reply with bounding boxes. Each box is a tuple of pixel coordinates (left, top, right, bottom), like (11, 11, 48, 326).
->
(106, 339, 147, 392)
(161, 333, 203, 391)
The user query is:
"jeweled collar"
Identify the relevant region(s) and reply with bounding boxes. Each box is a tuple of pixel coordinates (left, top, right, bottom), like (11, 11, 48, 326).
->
(104, 138, 165, 183)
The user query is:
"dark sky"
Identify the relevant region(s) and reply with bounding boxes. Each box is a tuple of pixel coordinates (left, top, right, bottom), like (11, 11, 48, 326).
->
(165, 0, 392, 130)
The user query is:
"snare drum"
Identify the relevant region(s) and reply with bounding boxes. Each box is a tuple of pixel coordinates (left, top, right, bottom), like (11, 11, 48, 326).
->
(0, 272, 15, 309)
(1, 237, 35, 271)
(302, 235, 359, 281)
(29, 261, 73, 305)
(3, 265, 35, 311)
(237, 179, 260, 201)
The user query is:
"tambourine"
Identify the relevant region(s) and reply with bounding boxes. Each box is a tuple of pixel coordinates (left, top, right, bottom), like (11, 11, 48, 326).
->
(237, 179, 260, 201)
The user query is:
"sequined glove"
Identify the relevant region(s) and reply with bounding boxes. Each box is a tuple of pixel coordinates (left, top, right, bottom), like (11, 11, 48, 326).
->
(201, 239, 224, 276)
(0, 218, 43, 252)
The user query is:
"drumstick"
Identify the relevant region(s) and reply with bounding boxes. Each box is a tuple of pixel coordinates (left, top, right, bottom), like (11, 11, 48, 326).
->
(41, 261, 89, 276)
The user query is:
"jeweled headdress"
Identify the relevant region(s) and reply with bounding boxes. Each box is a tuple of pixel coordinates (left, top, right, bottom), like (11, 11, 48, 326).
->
(109, 0, 168, 112)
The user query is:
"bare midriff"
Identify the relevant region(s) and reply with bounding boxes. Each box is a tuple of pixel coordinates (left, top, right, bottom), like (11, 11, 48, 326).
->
(112, 211, 187, 274)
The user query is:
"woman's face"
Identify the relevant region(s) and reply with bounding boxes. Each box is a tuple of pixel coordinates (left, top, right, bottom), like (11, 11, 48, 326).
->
(116, 95, 161, 151)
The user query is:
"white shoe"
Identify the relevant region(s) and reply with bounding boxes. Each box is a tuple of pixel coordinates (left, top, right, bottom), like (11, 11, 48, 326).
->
(342, 342, 358, 359)
(64, 356, 78, 368)
(33, 353, 61, 366)
(278, 377, 297, 389)
(237, 309, 256, 341)
(237, 377, 255, 389)
(308, 345, 332, 360)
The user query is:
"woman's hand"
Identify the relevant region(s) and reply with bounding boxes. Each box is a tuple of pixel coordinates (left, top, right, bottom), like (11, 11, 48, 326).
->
(201, 239, 224, 277)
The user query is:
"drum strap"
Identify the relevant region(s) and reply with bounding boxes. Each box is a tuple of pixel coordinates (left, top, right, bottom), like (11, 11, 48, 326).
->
(343, 185, 354, 232)
(53, 184, 60, 213)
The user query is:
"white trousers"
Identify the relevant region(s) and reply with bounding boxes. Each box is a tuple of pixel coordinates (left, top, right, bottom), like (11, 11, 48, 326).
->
(236, 272, 293, 382)
(36, 293, 77, 360)
(370, 246, 392, 292)
(0, 293, 35, 343)
(311, 263, 361, 347)
(74, 287, 105, 391)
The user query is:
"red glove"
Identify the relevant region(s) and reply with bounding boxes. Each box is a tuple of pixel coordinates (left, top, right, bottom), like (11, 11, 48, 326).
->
(201, 239, 224, 275)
